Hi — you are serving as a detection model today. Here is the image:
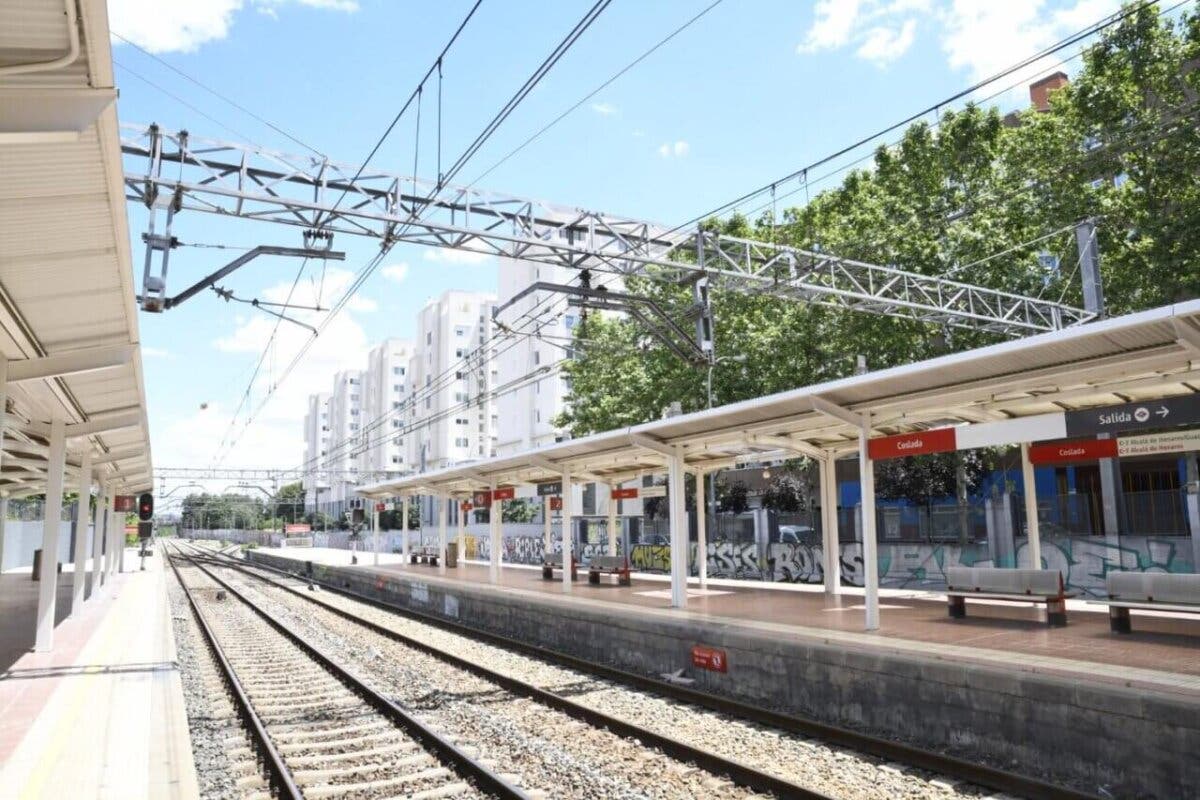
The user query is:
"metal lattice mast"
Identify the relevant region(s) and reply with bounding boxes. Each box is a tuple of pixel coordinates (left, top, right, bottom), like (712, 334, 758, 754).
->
(122, 124, 1095, 337)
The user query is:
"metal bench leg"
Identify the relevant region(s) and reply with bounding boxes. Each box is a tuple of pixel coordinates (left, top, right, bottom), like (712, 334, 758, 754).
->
(542, 566, 553, 580)
(1046, 598, 1068, 627)
(948, 596, 966, 619)
(588, 570, 600, 584)
(619, 571, 631, 587)
(1110, 606, 1132, 634)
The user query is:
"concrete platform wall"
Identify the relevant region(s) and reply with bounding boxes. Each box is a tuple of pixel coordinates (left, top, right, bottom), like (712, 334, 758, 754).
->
(250, 550, 1198, 799)
(1, 521, 84, 571)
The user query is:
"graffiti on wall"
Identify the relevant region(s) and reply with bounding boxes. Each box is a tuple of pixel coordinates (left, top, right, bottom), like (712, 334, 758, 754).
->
(705, 541, 765, 579)
(473, 535, 617, 565)
(767, 537, 1194, 595)
(630, 543, 672, 572)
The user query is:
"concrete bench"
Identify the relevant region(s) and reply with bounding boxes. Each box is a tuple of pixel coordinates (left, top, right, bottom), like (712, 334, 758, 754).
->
(410, 546, 439, 567)
(588, 555, 631, 586)
(1089, 572, 1200, 633)
(542, 551, 578, 581)
(945, 566, 1074, 627)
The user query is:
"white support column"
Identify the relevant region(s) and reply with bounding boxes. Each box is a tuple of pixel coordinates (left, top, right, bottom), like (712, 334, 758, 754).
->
(543, 496, 552, 559)
(0, 496, 7, 575)
(34, 417, 67, 652)
(106, 496, 118, 577)
(668, 446, 688, 609)
(1187, 455, 1200, 574)
(457, 498, 466, 567)
(694, 472, 708, 589)
(91, 482, 106, 593)
(69, 448, 92, 616)
(489, 482, 501, 583)
(820, 455, 842, 595)
(561, 471, 573, 594)
(437, 494, 447, 574)
(858, 419, 880, 631)
(606, 483, 618, 559)
(1020, 442, 1042, 569)
(371, 503, 380, 567)
(0, 358, 6, 572)
(401, 496, 410, 563)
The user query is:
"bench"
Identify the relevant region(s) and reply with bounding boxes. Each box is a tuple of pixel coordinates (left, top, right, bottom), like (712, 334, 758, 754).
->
(588, 555, 631, 586)
(1089, 572, 1200, 633)
(410, 546, 440, 567)
(945, 567, 1074, 627)
(542, 551, 578, 581)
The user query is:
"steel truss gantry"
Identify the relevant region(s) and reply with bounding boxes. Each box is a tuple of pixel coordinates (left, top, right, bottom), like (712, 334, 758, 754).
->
(155, 466, 364, 482)
(122, 124, 1095, 337)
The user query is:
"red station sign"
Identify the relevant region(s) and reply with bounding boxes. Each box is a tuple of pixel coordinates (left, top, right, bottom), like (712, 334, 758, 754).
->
(549, 496, 563, 511)
(1028, 438, 1119, 464)
(375, 502, 386, 512)
(114, 495, 136, 512)
(691, 645, 728, 673)
(611, 487, 639, 500)
(493, 486, 515, 501)
(867, 427, 958, 460)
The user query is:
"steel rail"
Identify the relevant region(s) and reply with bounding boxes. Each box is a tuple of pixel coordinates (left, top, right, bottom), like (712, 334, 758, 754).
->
(169, 543, 529, 800)
(179, 543, 835, 800)
(214, 544, 1099, 800)
(167, 552, 304, 800)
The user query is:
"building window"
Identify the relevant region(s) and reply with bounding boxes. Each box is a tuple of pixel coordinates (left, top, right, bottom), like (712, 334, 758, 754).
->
(392, 419, 401, 428)
(455, 392, 467, 402)
(393, 366, 405, 375)
(533, 350, 540, 365)
(455, 325, 468, 337)
(565, 315, 577, 329)
(456, 348, 465, 358)
(393, 401, 401, 409)
(350, 423, 360, 431)
(393, 383, 402, 391)
(350, 408, 359, 416)
(455, 437, 469, 447)
(426, 332, 432, 345)
(391, 456, 402, 464)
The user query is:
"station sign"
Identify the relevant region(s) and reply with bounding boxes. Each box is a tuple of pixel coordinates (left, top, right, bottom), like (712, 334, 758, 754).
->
(472, 487, 515, 505)
(867, 427, 958, 460)
(284, 523, 311, 533)
(611, 487, 639, 500)
(691, 645, 728, 673)
(549, 496, 563, 511)
(1064, 395, 1200, 437)
(114, 495, 136, 512)
(1118, 428, 1200, 457)
(493, 486, 515, 501)
(460, 501, 473, 513)
(536, 481, 562, 497)
(1029, 438, 1118, 464)
(375, 502, 386, 512)
(472, 490, 490, 506)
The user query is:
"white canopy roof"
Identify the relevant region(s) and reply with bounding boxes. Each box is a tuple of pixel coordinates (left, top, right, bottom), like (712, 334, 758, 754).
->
(360, 299, 1200, 498)
(0, 0, 152, 494)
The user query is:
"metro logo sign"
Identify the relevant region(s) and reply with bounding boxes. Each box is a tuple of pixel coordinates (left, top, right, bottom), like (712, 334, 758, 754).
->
(1029, 438, 1118, 464)
(868, 427, 958, 460)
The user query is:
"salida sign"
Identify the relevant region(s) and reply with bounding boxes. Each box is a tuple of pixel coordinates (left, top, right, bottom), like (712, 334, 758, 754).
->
(691, 645, 728, 673)
(1064, 395, 1200, 437)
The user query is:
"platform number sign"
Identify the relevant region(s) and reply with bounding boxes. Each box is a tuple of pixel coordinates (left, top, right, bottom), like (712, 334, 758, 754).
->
(691, 645, 728, 673)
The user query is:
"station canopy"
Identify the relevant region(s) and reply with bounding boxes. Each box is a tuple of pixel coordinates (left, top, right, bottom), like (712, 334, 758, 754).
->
(360, 299, 1200, 499)
(0, 0, 153, 495)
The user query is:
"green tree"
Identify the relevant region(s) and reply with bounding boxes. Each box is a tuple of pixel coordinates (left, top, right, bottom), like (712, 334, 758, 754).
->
(270, 481, 305, 523)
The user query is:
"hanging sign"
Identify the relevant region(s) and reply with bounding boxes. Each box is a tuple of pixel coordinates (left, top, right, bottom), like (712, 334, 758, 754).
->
(549, 496, 563, 511)
(472, 490, 491, 506)
(1064, 395, 1200, 437)
(1029, 438, 1118, 464)
(536, 481, 562, 497)
(114, 495, 136, 512)
(375, 502, 386, 512)
(691, 645, 728, 673)
(1117, 428, 1200, 457)
(493, 486, 515, 501)
(611, 487, 639, 500)
(641, 485, 667, 498)
(868, 427, 958, 460)
(460, 501, 473, 513)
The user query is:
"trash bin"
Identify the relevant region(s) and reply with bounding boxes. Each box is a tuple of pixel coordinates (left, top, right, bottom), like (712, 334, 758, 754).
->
(445, 541, 458, 568)
(30, 549, 62, 581)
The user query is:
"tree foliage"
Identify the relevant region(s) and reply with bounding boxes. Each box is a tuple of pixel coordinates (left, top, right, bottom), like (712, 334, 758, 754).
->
(557, 5, 1200, 443)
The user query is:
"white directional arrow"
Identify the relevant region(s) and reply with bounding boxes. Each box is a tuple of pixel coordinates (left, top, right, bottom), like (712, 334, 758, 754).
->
(1156, 406, 1170, 418)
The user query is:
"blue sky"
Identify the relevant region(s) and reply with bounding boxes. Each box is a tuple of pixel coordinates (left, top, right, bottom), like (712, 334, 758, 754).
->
(109, 0, 1130, 470)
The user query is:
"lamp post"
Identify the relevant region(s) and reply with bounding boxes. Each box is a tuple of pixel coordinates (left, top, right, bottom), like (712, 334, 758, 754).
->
(705, 353, 748, 541)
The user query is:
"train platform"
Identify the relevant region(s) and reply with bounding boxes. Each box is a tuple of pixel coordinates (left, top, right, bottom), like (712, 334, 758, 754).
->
(256, 545, 1200, 693)
(0, 547, 198, 800)
(248, 545, 1200, 798)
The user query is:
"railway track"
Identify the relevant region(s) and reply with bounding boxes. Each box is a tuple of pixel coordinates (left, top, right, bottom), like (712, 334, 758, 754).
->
(168, 550, 525, 800)
(180, 541, 1100, 800)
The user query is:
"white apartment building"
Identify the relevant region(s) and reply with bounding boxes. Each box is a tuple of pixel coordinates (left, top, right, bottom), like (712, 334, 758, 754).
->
(301, 392, 331, 514)
(493, 258, 579, 455)
(326, 369, 364, 513)
(360, 338, 414, 483)
(405, 289, 498, 473)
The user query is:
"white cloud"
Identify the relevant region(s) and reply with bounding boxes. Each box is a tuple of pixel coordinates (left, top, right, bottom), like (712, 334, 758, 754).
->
(856, 19, 918, 65)
(591, 102, 618, 116)
(381, 263, 411, 284)
(142, 346, 172, 359)
(347, 295, 377, 313)
(798, 0, 863, 53)
(658, 140, 689, 158)
(422, 248, 492, 265)
(109, 0, 357, 54)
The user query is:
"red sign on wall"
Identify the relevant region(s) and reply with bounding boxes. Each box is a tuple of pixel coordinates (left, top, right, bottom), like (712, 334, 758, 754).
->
(868, 427, 958, 460)
(1028, 438, 1118, 464)
(691, 645, 728, 673)
(611, 487, 639, 500)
